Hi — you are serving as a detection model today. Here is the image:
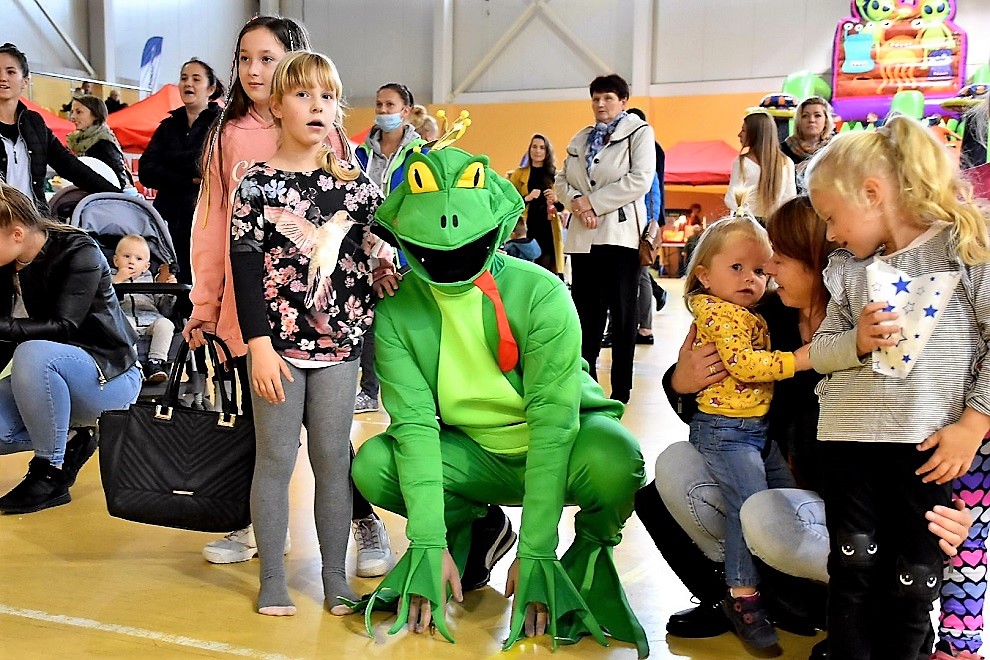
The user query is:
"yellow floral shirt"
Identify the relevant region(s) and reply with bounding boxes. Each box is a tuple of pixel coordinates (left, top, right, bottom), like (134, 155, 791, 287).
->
(690, 294, 796, 417)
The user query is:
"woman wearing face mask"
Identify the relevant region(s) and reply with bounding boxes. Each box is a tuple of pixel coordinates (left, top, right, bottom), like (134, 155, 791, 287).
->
(353, 82, 424, 415)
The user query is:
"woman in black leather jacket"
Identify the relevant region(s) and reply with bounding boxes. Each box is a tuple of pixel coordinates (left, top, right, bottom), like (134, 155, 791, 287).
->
(0, 184, 141, 514)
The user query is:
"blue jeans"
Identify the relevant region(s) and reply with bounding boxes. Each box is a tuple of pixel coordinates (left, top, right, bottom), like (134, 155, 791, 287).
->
(0, 341, 141, 465)
(688, 411, 794, 587)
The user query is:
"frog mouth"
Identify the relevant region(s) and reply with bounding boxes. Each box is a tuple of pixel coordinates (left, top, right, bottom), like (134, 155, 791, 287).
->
(402, 228, 500, 284)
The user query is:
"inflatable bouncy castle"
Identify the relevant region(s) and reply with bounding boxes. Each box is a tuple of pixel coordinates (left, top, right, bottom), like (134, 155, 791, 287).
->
(832, 0, 967, 120)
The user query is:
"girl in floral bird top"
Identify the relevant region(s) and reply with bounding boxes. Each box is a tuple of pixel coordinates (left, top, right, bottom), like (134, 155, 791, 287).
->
(229, 50, 398, 618)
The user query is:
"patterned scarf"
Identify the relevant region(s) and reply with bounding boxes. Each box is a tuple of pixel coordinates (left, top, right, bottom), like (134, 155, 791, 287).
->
(783, 133, 830, 162)
(585, 111, 628, 172)
(67, 123, 121, 156)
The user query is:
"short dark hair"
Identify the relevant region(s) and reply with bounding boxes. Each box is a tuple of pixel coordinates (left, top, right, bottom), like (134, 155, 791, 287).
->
(0, 43, 29, 76)
(589, 74, 629, 101)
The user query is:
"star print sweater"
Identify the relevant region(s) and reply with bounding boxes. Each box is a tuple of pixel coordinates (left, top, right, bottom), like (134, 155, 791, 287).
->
(690, 293, 796, 417)
(229, 165, 392, 363)
(810, 224, 990, 443)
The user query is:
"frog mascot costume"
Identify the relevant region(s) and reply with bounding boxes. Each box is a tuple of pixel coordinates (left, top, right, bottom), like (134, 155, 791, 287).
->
(349, 135, 648, 657)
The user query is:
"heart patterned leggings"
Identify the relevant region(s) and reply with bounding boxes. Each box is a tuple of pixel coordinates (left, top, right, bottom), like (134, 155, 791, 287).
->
(939, 435, 990, 655)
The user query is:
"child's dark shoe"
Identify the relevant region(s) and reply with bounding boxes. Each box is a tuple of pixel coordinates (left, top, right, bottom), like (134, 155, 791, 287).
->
(721, 591, 780, 651)
(144, 359, 169, 384)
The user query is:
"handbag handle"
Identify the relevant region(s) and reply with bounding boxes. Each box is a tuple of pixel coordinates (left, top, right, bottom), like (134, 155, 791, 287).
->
(162, 332, 241, 415)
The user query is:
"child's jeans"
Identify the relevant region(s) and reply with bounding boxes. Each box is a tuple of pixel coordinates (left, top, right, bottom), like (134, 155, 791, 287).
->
(689, 411, 794, 588)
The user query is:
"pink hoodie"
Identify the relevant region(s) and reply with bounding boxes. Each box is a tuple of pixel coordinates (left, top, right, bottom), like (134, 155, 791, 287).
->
(189, 109, 348, 357)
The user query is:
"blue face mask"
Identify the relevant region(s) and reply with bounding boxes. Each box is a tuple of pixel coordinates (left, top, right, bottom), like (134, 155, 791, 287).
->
(375, 112, 404, 133)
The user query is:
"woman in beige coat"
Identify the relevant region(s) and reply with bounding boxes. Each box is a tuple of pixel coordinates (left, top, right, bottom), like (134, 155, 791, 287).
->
(555, 73, 656, 404)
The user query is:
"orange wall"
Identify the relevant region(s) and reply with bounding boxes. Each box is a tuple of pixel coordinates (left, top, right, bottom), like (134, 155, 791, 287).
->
(345, 91, 770, 175)
(346, 90, 769, 207)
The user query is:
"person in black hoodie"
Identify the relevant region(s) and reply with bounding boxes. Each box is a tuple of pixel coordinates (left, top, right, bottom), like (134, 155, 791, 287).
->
(0, 43, 119, 213)
(139, 58, 224, 285)
(0, 184, 141, 514)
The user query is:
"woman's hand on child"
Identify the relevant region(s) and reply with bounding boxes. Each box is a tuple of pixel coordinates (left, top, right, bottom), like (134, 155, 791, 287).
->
(374, 273, 402, 298)
(247, 338, 294, 404)
(407, 549, 462, 634)
(915, 413, 989, 484)
(671, 324, 726, 394)
(182, 318, 217, 349)
(504, 558, 549, 637)
(927, 498, 973, 557)
(856, 301, 900, 356)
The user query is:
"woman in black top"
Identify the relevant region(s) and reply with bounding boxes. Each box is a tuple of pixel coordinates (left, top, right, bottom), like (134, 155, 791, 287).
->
(0, 43, 119, 212)
(0, 184, 141, 514)
(139, 58, 224, 284)
(508, 134, 563, 273)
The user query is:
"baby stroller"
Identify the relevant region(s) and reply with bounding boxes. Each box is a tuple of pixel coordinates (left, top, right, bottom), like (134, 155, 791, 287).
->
(68, 193, 208, 408)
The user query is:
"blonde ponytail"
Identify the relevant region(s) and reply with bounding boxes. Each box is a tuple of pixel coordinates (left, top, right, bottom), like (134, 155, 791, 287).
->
(806, 114, 990, 265)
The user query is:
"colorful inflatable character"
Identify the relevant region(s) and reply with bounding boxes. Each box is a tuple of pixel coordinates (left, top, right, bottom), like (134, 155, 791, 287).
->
(915, 0, 955, 75)
(347, 141, 648, 656)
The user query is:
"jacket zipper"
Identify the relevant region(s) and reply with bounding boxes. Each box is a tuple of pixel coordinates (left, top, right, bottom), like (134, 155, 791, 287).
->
(95, 362, 107, 388)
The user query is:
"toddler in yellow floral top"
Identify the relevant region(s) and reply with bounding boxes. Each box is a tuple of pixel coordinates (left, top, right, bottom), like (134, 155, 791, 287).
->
(681, 212, 812, 650)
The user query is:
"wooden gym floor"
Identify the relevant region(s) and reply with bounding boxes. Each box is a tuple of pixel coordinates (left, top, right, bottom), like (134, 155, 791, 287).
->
(0, 277, 946, 659)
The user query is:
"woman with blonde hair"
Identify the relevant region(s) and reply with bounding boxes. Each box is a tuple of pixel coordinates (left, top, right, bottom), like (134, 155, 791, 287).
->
(780, 96, 835, 174)
(725, 111, 796, 218)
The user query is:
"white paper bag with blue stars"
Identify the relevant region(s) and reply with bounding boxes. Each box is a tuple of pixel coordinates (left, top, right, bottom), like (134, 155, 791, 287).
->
(866, 260, 962, 379)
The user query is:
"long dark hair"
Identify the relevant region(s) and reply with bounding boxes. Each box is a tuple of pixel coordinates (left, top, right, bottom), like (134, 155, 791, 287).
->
(527, 133, 557, 181)
(181, 58, 225, 101)
(201, 16, 311, 215)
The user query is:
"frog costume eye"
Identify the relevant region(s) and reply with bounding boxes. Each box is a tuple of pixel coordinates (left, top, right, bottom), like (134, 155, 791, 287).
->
(456, 161, 485, 189)
(408, 161, 440, 194)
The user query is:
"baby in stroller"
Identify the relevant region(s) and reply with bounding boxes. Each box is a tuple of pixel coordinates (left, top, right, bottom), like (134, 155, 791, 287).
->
(112, 234, 176, 383)
(70, 193, 206, 406)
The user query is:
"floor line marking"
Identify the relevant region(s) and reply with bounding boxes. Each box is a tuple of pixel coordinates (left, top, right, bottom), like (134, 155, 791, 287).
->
(0, 604, 299, 660)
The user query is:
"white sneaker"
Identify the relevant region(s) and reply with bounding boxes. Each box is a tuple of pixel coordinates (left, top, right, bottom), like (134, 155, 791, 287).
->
(202, 525, 292, 564)
(352, 515, 393, 577)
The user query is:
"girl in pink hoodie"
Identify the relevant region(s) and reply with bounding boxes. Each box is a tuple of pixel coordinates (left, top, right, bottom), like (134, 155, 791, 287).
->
(183, 15, 393, 580)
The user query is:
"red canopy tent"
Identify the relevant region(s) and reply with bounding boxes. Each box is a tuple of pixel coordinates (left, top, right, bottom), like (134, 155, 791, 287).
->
(20, 97, 75, 145)
(107, 84, 182, 153)
(663, 140, 738, 186)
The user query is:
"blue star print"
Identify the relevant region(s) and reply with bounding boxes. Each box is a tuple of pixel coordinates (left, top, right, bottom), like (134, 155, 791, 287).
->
(883, 304, 895, 313)
(924, 305, 937, 318)
(902, 354, 911, 363)
(893, 277, 911, 294)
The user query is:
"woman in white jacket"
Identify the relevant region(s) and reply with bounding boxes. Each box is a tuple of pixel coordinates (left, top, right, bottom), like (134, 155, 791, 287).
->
(555, 74, 656, 404)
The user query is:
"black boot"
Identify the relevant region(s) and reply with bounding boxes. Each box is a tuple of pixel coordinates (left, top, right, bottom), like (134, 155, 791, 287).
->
(0, 457, 71, 514)
(63, 428, 98, 486)
(667, 600, 730, 638)
(651, 280, 667, 311)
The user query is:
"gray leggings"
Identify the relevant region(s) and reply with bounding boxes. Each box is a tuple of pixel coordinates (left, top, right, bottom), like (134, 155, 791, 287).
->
(248, 356, 359, 610)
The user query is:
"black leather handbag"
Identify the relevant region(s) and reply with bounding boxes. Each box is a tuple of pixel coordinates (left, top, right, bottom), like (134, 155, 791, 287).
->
(98, 333, 255, 532)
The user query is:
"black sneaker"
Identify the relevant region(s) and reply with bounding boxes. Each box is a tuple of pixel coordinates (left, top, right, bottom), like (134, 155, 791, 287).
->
(62, 428, 98, 486)
(721, 592, 780, 650)
(461, 505, 517, 591)
(666, 600, 731, 638)
(0, 457, 71, 514)
(144, 359, 169, 384)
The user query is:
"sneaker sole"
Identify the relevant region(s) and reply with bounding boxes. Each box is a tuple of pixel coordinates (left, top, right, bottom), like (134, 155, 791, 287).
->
(146, 372, 168, 384)
(0, 492, 71, 514)
(202, 543, 291, 564)
(355, 551, 393, 578)
(354, 407, 379, 414)
(464, 518, 517, 591)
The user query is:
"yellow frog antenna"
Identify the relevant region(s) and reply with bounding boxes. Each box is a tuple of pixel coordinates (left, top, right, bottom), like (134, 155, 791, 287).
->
(417, 109, 471, 152)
